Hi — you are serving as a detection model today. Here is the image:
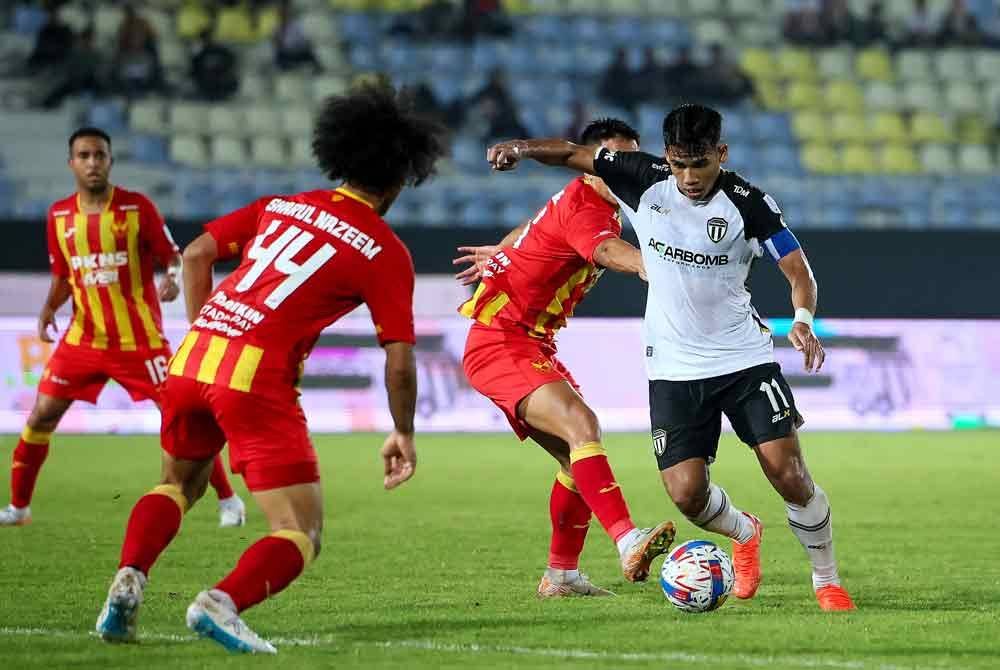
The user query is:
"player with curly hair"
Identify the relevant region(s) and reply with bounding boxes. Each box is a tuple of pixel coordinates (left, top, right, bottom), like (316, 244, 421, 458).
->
(95, 84, 447, 653)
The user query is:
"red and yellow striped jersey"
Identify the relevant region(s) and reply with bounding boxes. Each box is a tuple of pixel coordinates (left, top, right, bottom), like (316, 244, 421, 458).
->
(459, 177, 621, 342)
(46, 186, 178, 351)
(168, 188, 415, 399)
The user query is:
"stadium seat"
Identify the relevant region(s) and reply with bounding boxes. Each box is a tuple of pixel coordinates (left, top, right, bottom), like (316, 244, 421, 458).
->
(900, 81, 938, 111)
(864, 81, 899, 111)
(170, 102, 209, 134)
(207, 106, 245, 137)
(910, 112, 952, 143)
(945, 82, 982, 115)
(282, 107, 313, 138)
(170, 135, 209, 167)
(855, 48, 893, 81)
(86, 101, 127, 132)
(693, 19, 728, 45)
(957, 115, 991, 144)
(302, 10, 338, 42)
(250, 137, 288, 167)
(880, 144, 921, 174)
(896, 50, 933, 82)
(727, 0, 769, 18)
(869, 112, 908, 142)
(130, 100, 165, 134)
(750, 113, 795, 142)
(687, 0, 724, 15)
(753, 80, 785, 110)
(972, 50, 1000, 81)
(275, 75, 310, 103)
(824, 80, 865, 113)
(93, 6, 123, 42)
(957, 144, 994, 174)
(215, 5, 256, 44)
(830, 112, 868, 143)
(936, 50, 973, 81)
(801, 143, 840, 174)
(211, 137, 248, 167)
(919, 143, 954, 173)
(159, 38, 188, 73)
(740, 48, 777, 81)
(239, 73, 269, 100)
(313, 75, 348, 100)
(841, 144, 876, 173)
(817, 49, 854, 80)
(245, 107, 282, 137)
(792, 111, 829, 142)
(739, 21, 781, 46)
(177, 1, 214, 40)
(777, 49, 817, 81)
(290, 137, 314, 167)
(130, 134, 168, 164)
(786, 82, 823, 110)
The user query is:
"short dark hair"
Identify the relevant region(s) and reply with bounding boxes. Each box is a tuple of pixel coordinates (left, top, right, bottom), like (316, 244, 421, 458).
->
(312, 83, 446, 194)
(68, 127, 112, 151)
(662, 104, 722, 155)
(579, 117, 640, 146)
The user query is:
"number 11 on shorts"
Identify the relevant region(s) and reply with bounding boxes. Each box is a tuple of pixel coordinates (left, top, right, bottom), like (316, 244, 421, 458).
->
(759, 379, 789, 412)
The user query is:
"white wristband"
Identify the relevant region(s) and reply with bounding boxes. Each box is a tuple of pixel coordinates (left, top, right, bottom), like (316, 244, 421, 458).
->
(793, 308, 814, 328)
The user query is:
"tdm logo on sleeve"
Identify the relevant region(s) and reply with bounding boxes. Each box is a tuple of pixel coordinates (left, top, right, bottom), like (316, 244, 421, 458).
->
(652, 429, 667, 456)
(706, 217, 728, 243)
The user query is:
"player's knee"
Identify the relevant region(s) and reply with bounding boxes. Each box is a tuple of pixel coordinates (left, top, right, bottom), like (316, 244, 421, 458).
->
(772, 465, 812, 506)
(669, 484, 709, 518)
(566, 404, 601, 444)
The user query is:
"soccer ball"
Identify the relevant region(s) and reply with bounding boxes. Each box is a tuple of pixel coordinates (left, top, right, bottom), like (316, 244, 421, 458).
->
(659, 539, 735, 613)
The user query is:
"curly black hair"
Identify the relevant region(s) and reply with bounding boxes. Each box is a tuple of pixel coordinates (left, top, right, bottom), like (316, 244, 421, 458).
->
(662, 104, 722, 155)
(578, 117, 640, 146)
(312, 83, 446, 195)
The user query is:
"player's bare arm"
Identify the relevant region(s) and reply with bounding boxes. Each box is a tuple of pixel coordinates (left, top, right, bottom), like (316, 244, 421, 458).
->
(452, 221, 528, 286)
(382, 341, 417, 490)
(158, 252, 182, 303)
(593, 238, 647, 281)
(778, 249, 824, 373)
(181, 233, 219, 323)
(487, 139, 596, 174)
(38, 276, 72, 342)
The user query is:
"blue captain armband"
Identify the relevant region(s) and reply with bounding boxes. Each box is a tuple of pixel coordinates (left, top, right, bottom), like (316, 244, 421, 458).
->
(763, 228, 800, 261)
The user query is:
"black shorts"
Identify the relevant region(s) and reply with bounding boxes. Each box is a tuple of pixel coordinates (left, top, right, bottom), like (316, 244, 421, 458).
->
(649, 362, 804, 471)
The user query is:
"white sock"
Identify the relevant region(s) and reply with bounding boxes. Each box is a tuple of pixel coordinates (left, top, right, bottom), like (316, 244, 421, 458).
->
(545, 567, 580, 583)
(218, 495, 240, 506)
(615, 528, 643, 556)
(689, 483, 756, 544)
(787, 484, 840, 590)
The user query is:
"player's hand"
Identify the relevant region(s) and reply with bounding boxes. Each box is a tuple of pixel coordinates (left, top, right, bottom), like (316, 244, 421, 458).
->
(381, 430, 416, 490)
(788, 322, 825, 373)
(37, 307, 58, 343)
(453, 245, 499, 286)
(158, 274, 180, 302)
(486, 142, 523, 171)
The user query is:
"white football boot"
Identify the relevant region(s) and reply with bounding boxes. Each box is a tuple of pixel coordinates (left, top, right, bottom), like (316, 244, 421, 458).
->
(218, 495, 246, 528)
(96, 567, 146, 643)
(186, 589, 276, 654)
(537, 568, 616, 597)
(0, 504, 31, 526)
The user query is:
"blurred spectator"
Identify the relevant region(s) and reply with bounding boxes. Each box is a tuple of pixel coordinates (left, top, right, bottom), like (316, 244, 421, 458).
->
(111, 20, 165, 97)
(273, 0, 321, 72)
(902, 0, 938, 47)
(783, 1, 826, 46)
(40, 25, 105, 108)
(117, 3, 158, 58)
(389, 1, 457, 38)
(662, 47, 698, 102)
(936, 0, 984, 46)
(563, 100, 589, 142)
(191, 28, 238, 102)
(458, 0, 513, 40)
(856, 1, 889, 45)
(698, 44, 754, 106)
(598, 48, 635, 109)
(404, 80, 453, 125)
(819, 0, 861, 44)
(462, 68, 528, 143)
(26, 5, 74, 72)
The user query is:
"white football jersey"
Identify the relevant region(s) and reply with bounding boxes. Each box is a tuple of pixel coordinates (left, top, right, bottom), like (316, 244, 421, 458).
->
(594, 148, 793, 381)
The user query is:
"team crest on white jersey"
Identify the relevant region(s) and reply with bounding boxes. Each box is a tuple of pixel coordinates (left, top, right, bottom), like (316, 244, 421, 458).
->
(706, 217, 728, 243)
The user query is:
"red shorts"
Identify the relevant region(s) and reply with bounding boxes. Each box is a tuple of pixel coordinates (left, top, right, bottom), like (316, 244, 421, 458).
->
(463, 323, 580, 441)
(159, 375, 320, 491)
(39, 341, 171, 404)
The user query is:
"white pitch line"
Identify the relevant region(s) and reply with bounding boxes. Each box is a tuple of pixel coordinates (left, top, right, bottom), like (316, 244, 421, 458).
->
(0, 627, 962, 670)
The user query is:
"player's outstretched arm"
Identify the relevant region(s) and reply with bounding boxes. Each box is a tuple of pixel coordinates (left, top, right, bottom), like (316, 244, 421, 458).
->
(487, 139, 596, 174)
(382, 341, 417, 490)
(158, 253, 182, 303)
(593, 238, 647, 281)
(181, 233, 220, 323)
(38, 276, 72, 342)
(778, 249, 824, 373)
(452, 221, 528, 286)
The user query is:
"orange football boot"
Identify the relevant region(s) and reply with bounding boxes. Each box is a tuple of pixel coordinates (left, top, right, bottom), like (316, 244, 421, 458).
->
(816, 584, 856, 611)
(732, 512, 763, 599)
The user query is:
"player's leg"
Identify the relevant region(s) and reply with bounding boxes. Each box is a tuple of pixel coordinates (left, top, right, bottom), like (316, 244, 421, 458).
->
(1, 392, 74, 525)
(210, 454, 246, 526)
(650, 378, 762, 599)
(520, 381, 676, 582)
(753, 432, 854, 611)
(529, 429, 613, 597)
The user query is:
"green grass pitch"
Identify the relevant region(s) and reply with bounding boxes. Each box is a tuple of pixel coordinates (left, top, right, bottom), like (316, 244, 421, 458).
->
(1, 431, 998, 669)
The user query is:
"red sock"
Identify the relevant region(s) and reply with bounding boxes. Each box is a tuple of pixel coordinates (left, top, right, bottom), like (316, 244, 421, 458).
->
(548, 473, 591, 570)
(11, 430, 51, 508)
(209, 455, 235, 500)
(215, 532, 312, 612)
(119, 485, 186, 575)
(569, 442, 635, 542)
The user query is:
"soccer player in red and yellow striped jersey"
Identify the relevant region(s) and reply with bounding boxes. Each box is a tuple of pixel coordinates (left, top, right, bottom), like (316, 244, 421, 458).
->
(455, 119, 676, 597)
(0, 127, 242, 527)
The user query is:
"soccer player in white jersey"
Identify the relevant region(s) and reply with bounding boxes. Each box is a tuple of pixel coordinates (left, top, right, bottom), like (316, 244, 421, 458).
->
(485, 104, 854, 611)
